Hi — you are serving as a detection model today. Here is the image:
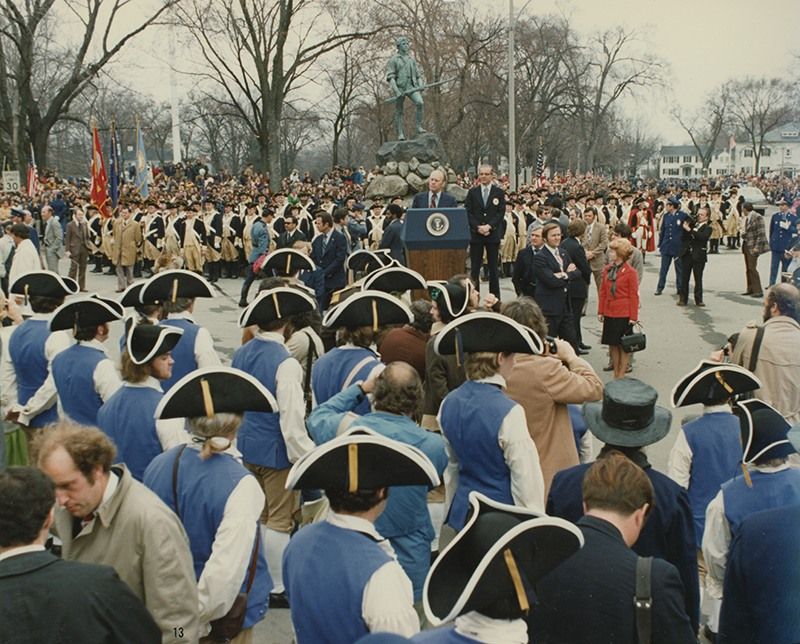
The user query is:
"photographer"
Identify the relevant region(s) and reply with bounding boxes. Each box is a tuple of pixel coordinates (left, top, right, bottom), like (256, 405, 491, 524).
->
(503, 296, 603, 495)
(678, 206, 712, 307)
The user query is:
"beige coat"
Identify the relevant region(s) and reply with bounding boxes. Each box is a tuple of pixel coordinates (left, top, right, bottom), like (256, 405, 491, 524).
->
(54, 465, 199, 644)
(505, 353, 604, 496)
(732, 315, 800, 424)
(582, 222, 609, 273)
(112, 217, 143, 266)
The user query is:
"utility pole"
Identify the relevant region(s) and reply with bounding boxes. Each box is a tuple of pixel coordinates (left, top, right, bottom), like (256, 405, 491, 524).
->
(507, 0, 516, 191)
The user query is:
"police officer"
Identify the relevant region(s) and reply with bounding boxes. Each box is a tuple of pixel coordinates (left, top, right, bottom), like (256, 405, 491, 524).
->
(655, 196, 686, 296)
(768, 198, 798, 286)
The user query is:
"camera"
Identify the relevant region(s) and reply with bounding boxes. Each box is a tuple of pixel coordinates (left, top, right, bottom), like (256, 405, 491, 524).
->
(545, 336, 558, 354)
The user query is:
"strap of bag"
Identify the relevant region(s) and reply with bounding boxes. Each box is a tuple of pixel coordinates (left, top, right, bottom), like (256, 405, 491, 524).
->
(634, 556, 653, 644)
(342, 356, 375, 390)
(244, 532, 260, 594)
(171, 444, 188, 520)
(301, 329, 317, 416)
(747, 325, 765, 374)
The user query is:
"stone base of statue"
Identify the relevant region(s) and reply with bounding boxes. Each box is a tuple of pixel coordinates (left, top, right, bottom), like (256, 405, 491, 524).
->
(366, 133, 467, 202)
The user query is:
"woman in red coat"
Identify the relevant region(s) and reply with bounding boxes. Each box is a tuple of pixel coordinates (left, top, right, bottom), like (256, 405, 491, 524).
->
(598, 238, 639, 378)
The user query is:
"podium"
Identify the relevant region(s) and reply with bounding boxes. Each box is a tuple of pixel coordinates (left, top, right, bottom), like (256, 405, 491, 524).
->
(401, 207, 469, 285)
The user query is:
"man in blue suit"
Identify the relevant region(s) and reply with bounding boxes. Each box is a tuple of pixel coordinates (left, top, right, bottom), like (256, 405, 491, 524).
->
(239, 206, 273, 307)
(464, 164, 506, 299)
(311, 210, 348, 310)
(410, 168, 457, 209)
(655, 196, 686, 295)
(768, 198, 797, 285)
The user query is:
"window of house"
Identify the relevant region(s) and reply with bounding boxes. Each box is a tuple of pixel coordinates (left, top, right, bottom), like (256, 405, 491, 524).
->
(744, 149, 753, 158)
(786, 149, 792, 158)
(683, 155, 692, 163)
(762, 148, 771, 157)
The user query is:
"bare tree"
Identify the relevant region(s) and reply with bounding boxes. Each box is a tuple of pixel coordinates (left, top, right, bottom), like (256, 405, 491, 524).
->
(672, 86, 730, 171)
(280, 102, 322, 176)
(0, 0, 177, 178)
(175, 0, 378, 176)
(566, 28, 663, 171)
(727, 77, 793, 173)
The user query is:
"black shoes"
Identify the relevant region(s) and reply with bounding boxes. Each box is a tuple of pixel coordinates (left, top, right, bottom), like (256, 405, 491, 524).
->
(695, 302, 706, 307)
(577, 348, 590, 355)
(654, 290, 663, 295)
(579, 343, 592, 351)
(238, 300, 248, 308)
(269, 592, 290, 609)
(677, 300, 687, 306)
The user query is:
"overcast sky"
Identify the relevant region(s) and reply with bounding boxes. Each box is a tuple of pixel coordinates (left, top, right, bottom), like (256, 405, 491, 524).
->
(119, 0, 798, 145)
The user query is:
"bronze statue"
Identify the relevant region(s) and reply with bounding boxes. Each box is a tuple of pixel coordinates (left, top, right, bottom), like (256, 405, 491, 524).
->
(385, 36, 426, 141)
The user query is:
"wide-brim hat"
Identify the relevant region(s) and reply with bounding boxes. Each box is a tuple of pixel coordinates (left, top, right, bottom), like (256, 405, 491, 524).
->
(10, 271, 79, 300)
(49, 295, 124, 332)
(433, 311, 544, 356)
(125, 321, 183, 365)
(362, 265, 426, 293)
(427, 280, 472, 321)
(423, 492, 583, 626)
(155, 366, 277, 419)
(238, 286, 317, 327)
(139, 269, 215, 304)
(671, 360, 761, 407)
(118, 282, 148, 308)
(345, 249, 393, 274)
(261, 248, 315, 276)
(583, 377, 672, 447)
(322, 290, 412, 330)
(285, 426, 440, 491)
(735, 399, 795, 464)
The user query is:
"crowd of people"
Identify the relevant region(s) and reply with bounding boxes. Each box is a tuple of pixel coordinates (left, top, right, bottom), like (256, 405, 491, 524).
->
(0, 163, 799, 644)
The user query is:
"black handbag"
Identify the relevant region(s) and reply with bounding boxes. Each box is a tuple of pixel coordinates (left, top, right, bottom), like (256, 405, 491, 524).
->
(621, 322, 646, 353)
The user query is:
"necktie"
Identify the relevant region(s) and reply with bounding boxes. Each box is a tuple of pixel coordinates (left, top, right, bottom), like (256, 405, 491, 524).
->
(482, 187, 489, 205)
(430, 193, 437, 209)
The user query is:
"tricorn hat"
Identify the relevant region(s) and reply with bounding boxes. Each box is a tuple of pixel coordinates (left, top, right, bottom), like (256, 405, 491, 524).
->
(427, 280, 473, 322)
(238, 286, 317, 328)
(345, 249, 393, 274)
(433, 311, 544, 357)
(261, 248, 315, 276)
(671, 360, 761, 407)
(286, 427, 440, 492)
(155, 366, 277, 419)
(583, 378, 672, 447)
(735, 399, 795, 465)
(423, 492, 583, 626)
(139, 269, 215, 304)
(362, 265, 426, 294)
(125, 321, 183, 365)
(118, 281, 148, 308)
(322, 290, 412, 331)
(10, 271, 78, 300)
(49, 295, 124, 332)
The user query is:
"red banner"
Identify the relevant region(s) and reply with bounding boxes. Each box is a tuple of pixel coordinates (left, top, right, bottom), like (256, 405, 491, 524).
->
(90, 125, 111, 218)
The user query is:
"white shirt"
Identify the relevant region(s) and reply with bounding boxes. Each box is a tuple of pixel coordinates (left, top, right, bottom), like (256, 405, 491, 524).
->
(439, 375, 546, 517)
(254, 331, 315, 462)
(122, 377, 190, 449)
(190, 443, 265, 630)
(0, 544, 45, 563)
(8, 239, 41, 286)
(701, 462, 797, 630)
(0, 314, 73, 424)
(667, 404, 732, 489)
(326, 512, 420, 637)
(166, 311, 221, 369)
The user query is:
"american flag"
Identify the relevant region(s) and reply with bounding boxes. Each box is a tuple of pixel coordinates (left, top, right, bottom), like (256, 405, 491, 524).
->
(26, 145, 38, 198)
(534, 145, 545, 188)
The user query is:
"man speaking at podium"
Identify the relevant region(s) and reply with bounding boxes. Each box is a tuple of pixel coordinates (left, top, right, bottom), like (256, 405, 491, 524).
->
(411, 168, 457, 209)
(465, 164, 505, 299)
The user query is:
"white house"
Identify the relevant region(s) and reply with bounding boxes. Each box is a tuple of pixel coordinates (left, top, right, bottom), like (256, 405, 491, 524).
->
(658, 145, 730, 180)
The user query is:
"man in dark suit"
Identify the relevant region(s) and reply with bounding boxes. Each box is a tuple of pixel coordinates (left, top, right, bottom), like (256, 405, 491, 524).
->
(533, 453, 696, 644)
(277, 212, 307, 249)
(311, 210, 347, 310)
(0, 467, 160, 643)
(410, 168, 457, 209)
(678, 205, 712, 306)
(64, 208, 92, 291)
(533, 222, 579, 349)
(464, 164, 505, 298)
(512, 221, 543, 297)
(378, 203, 406, 265)
(546, 378, 700, 634)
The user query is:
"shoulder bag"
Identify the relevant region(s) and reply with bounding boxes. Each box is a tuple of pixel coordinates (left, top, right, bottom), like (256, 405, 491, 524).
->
(634, 556, 653, 644)
(621, 322, 647, 353)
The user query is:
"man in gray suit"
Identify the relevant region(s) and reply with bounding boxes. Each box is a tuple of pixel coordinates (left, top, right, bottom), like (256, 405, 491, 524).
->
(582, 207, 608, 296)
(41, 206, 64, 273)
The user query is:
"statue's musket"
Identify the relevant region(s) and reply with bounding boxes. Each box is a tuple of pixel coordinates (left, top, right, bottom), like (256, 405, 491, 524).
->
(384, 77, 458, 103)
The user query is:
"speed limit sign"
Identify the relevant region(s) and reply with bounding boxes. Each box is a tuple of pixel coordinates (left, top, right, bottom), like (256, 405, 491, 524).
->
(2, 171, 21, 192)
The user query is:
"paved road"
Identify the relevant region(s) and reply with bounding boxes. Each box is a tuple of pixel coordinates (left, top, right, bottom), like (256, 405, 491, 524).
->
(70, 242, 770, 643)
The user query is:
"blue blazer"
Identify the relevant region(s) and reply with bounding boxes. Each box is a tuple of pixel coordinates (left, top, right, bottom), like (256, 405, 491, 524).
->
(411, 191, 458, 209)
(532, 246, 574, 317)
(311, 229, 347, 291)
